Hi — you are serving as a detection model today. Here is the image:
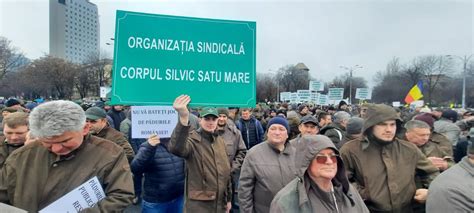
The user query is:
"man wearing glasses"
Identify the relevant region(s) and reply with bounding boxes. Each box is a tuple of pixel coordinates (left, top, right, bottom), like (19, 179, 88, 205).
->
(270, 135, 369, 212)
(85, 106, 135, 163)
(169, 95, 232, 213)
(340, 104, 439, 212)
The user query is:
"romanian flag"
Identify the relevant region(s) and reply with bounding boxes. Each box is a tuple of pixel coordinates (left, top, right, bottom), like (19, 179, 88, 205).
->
(404, 80, 423, 104)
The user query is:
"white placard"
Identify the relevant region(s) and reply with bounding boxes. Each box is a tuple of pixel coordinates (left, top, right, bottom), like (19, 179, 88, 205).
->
(410, 100, 424, 107)
(309, 81, 324, 91)
(0, 203, 27, 213)
(328, 88, 344, 101)
(289, 93, 298, 103)
(317, 94, 329, 106)
(355, 88, 372, 100)
(40, 176, 105, 213)
(392, 101, 401, 107)
(99, 87, 111, 98)
(280, 92, 291, 101)
(310, 93, 320, 103)
(131, 106, 178, 139)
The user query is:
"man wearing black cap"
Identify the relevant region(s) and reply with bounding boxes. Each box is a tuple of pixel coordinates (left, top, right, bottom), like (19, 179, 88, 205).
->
(85, 107, 135, 162)
(169, 95, 232, 213)
(289, 115, 319, 147)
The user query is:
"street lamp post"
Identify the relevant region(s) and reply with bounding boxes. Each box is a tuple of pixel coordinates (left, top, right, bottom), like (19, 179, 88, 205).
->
(446, 55, 473, 109)
(339, 65, 363, 104)
(268, 69, 280, 102)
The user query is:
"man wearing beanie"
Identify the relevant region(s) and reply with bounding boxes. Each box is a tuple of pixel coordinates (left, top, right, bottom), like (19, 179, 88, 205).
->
(239, 116, 296, 213)
(426, 139, 474, 212)
(340, 104, 439, 212)
(414, 113, 453, 157)
(216, 108, 247, 212)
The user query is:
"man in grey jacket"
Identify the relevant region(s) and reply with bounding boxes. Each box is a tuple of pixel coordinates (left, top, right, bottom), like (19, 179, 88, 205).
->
(238, 117, 296, 213)
(426, 139, 474, 212)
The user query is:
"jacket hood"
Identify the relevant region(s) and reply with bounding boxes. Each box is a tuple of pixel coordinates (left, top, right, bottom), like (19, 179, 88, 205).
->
(294, 135, 351, 194)
(363, 104, 402, 135)
(295, 135, 337, 177)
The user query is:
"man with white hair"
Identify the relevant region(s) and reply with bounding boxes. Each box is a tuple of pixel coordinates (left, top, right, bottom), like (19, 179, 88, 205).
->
(0, 100, 134, 212)
(320, 111, 351, 148)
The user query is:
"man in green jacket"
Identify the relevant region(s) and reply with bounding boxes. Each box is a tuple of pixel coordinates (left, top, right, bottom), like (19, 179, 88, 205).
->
(340, 104, 439, 213)
(85, 106, 135, 163)
(0, 112, 29, 170)
(0, 100, 134, 212)
(169, 95, 232, 213)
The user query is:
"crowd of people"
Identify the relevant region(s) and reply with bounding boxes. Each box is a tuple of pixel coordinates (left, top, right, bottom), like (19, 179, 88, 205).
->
(0, 97, 473, 212)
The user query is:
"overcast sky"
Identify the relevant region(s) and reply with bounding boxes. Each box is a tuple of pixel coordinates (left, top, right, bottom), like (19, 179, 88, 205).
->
(1, 0, 472, 87)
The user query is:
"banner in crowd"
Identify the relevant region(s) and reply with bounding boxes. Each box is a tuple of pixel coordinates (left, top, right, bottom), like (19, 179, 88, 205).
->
(131, 106, 178, 139)
(328, 88, 344, 101)
(317, 94, 329, 106)
(280, 92, 291, 101)
(297, 90, 311, 102)
(111, 10, 257, 107)
(310, 92, 320, 103)
(290, 93, 298, 103)
(309, 81, 324, 91)
(355, 88, 372, 100)
(99, 87, 111, 98)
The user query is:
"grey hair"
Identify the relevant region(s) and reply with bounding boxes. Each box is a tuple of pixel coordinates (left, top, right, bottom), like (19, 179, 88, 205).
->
(334, 111, 351, 124)
(29, 100, 86, 138)
(405, 120, 431, 131)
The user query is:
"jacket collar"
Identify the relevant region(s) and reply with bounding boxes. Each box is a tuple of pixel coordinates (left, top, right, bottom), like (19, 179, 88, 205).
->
(51, 134, 91, 163)
(266, 141, 292, 154)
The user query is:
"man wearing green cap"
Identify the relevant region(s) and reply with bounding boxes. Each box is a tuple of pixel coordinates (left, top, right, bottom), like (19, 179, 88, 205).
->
(85, 107, 135, 163)
(169, 95, 232, 213)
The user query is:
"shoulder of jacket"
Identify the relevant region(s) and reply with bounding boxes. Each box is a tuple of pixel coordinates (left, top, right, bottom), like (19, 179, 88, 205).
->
(396, 138, 420, 153)
(340, 137, 364, 152)
(89, 135, 124, 155)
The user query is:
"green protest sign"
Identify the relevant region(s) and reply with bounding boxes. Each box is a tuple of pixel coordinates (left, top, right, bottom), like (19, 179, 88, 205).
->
(111, 10, 256, 107)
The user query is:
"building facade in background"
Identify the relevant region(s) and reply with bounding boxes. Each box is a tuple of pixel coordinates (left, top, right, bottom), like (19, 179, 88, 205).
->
(49, 0, 99, 64)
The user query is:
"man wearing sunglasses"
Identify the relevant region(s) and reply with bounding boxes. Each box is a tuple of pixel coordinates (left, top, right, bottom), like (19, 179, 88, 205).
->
(169, 95, 232, 213)
(340, 104, 439, 213)
(270, 135, 369, 212)
(84, 107, 135, 163)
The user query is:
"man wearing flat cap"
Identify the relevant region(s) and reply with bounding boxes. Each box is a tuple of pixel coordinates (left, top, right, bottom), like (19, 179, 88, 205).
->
(169, 95, 232, 213)
(85, 107, 134, 162)
(290, 115, 319, 147)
